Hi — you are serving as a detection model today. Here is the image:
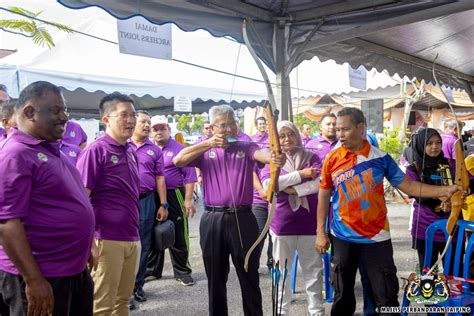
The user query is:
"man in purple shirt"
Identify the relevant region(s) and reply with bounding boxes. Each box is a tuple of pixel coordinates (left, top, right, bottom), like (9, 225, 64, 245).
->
(0, 100, 17, 143)
(306, 113, 337, 162)
(251, 116, 268, 147)
(300, 123, 313, 147)
(0, 84, 11, 138)
(63, 120, 88, 149)
(76, 92, 141, 315)
(441, 119, 460, 166)
(146, 115, 197, 286)
(199, 120, 213, 142)
(174, 104, 286, 316)
(0, 81, 95, 316)
(129, 111, 168, 304)
(59, 140, 81, 166)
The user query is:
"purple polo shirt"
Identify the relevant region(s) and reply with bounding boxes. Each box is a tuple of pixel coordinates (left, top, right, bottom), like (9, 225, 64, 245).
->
(262, 153, 322, 235)
(129, 139, 164, 193)
(160, 138, 197, 189)
(77, 134, 140, 241)
(251, 132, 269, 149)
(63, 121, 87, 147)
(0, 129, 94, 277)
(0, 128, 5, 137)
(301, 136, 312, 147)
(189, 132, 258, 206)
(441, 131, 457, 161)
(306, 136, 338, 163)
(60, 141, 81, 166)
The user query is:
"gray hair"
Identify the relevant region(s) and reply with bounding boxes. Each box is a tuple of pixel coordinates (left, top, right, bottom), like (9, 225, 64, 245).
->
(443, 119, 458, 130)
(209, 104, 235, 123)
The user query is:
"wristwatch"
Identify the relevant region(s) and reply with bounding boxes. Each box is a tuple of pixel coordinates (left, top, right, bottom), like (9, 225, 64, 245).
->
(160, 202, 170, 209)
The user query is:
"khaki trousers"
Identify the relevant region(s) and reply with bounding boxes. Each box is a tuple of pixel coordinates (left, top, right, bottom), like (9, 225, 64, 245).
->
(92, 239, 141, 316)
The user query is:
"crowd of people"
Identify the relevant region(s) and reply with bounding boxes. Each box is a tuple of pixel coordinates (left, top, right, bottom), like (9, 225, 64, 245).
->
(0, 81, 473, 316)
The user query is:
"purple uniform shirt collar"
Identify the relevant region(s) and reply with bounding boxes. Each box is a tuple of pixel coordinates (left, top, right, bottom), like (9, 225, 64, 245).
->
(101, 133, 130, 149)
(10, 128, 61, 155)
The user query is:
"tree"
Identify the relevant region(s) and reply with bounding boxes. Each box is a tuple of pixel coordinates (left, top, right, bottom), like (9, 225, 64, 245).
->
(176, 114, 192, 135)
(191, 115, 205, 134)
(0, 7, 73, 48)
(294, 113, 319, 135)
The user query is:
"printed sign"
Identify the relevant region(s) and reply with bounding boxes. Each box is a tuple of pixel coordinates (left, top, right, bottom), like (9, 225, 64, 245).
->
(348, 65, 367, 90)
(174, 96, 192, 112)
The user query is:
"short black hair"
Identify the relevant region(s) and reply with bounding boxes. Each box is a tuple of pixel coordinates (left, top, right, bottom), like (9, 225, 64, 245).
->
(337, 107, 365, 126)
(99, 92, 134, 117)
(17, 81, 62, 110)
(319, 113, 336, 124)
(0, 84, 7, 93)
(136, 110, 150, 117)
(203, 120, 210, 125)
(255, 116, 266, 125)
(2, 99, 16, 120)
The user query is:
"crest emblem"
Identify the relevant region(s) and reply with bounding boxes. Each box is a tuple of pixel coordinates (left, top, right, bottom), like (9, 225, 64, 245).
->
(37, 152, 48, 162)
(166, 151, 174, 157)
(209, 151, 216, 159)
(70, 131, 76, 137)
(236, 150, 245, 158)
(147, 150, 154, 156)
(69, 151, 77, 158)
(111, 155, 119, 164)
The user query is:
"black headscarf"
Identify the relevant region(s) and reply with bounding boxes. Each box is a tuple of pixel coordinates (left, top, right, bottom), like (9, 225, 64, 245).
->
(403, 128, 448, 185)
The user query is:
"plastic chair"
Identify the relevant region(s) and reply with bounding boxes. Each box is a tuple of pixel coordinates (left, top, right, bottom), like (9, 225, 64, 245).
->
(401, 219, 474, 316)
(290, 248, 333, 302)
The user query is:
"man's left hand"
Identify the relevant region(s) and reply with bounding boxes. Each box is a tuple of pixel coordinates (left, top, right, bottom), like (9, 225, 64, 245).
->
(439, 185, 465, 202)
(157, 207, 169, 221)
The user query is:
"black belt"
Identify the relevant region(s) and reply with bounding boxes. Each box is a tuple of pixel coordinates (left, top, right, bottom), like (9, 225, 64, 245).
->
(205, 205, 251, 213)
(139, 191, 154, 199)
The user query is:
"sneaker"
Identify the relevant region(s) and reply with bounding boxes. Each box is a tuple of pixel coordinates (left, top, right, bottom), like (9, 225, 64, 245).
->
(176, 274, 195, 286)
(129, 299, 137, 311)
(133, 286, 147, 302)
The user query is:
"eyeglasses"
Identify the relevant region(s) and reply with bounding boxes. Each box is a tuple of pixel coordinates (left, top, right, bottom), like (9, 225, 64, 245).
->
(279, 131, 296, 140)
(108, 112, 138, 120)
(213, 122, 236, 129)
(204, 127, 210, 130)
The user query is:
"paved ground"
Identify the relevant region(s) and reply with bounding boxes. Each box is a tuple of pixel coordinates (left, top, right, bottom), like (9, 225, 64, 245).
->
(131, 201, 417, 315)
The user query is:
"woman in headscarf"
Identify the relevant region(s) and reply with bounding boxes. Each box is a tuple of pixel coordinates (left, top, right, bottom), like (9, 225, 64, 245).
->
(261, 121, 323, 316)
(402, 127, 458, 272)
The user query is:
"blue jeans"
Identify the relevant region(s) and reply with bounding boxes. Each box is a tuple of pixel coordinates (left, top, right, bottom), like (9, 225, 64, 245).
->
(135, 192, 156, 288)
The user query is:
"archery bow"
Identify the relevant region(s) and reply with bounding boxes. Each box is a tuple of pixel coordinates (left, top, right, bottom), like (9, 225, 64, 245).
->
(426, 54, 469, 274)
(242, 18, 282, 272)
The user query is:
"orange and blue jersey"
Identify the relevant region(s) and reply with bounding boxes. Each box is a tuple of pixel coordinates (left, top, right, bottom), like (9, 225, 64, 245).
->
(320, 141, 406, 243)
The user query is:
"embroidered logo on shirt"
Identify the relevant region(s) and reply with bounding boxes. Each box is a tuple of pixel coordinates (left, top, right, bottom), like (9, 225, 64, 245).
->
(236, 150, 245, 158)
(209, 151, 216, 158)
(111, 155, 119, 164)
(166, 151, 174, 157)
(69, 151, 77, 157)
(70, 131, 76, 137)
(317, 144, 323, 149)
(37, 152, 48, 162)
(147, 150, 154, 156)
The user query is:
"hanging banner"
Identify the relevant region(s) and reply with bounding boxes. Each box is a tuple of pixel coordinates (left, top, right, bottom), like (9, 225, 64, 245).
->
(174, 96, 192, 112)
(117, 16, 172, 60)
(442, 87, 455, 103)
(348, 65, 367, 90)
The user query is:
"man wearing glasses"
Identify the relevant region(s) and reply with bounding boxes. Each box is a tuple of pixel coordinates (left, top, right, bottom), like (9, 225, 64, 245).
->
(173, 104, 286, 316)
(199, 121, 213, 142)
(77, 92, 141, 315)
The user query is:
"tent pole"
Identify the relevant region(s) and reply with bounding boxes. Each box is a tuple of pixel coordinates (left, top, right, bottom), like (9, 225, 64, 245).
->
(273, 22, 290, 121)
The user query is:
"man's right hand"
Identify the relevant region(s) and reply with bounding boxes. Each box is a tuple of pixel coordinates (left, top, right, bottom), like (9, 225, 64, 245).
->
(315, 232, 330, 255)
(208, 134, 228, 148)
(26, 277, 54, 316)
(299, 168, 320, 179)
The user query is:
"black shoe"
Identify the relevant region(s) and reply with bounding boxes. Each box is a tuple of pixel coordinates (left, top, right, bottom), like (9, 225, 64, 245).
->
(267, 258, 274, 271)
(129, 299, 137, 311)
(176, 274, 195, 286)
(134, 287, 147, 302)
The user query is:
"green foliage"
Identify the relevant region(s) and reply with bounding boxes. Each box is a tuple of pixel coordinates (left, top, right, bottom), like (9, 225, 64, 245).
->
(293, 113, 319, 135)
(379, 128, 408, 162)
(0, 6, 73, 48)
(176, 114, 192, 135)
(191, 115, 205, 134)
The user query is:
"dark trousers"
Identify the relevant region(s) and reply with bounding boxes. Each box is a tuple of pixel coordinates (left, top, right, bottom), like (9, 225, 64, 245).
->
(0, 268, 93, 316)
(359, 258, 377, 316)
(251, 203, 273, 266)
(200, 208, 263, 316)
(135, 192, 156, 288)
(147, 188, 192, 278)
(330, 236, 399, 316)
